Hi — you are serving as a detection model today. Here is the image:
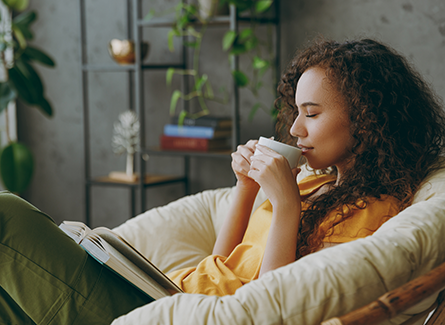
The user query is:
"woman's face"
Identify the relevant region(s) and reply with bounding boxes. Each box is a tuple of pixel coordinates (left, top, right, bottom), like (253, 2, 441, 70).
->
(290, 67, 355, 176)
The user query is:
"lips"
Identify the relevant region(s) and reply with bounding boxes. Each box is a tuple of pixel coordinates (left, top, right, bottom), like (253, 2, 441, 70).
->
(297, 144, 313, 153)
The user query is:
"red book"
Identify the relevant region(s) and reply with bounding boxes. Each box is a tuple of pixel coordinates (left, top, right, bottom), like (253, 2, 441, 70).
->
(160, 135, 230, 152)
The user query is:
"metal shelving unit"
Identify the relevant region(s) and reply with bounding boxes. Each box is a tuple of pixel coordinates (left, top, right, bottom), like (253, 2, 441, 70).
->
(79, 0, 280, 226)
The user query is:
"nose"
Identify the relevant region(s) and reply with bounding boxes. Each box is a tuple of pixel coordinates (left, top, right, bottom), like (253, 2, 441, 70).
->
(290, 114, 307, 138)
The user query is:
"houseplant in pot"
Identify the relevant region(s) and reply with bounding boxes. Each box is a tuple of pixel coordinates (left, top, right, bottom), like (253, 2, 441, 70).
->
(0, 0, 56, 194)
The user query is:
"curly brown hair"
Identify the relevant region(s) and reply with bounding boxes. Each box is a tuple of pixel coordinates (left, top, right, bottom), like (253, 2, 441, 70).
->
(275, 38, 445, 258)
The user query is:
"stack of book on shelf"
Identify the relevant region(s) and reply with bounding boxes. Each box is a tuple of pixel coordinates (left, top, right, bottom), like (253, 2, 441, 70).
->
(160, 116, 232, 152)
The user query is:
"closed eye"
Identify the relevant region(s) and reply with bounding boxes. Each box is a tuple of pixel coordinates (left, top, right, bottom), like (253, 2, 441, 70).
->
(306, 114, 317, 118)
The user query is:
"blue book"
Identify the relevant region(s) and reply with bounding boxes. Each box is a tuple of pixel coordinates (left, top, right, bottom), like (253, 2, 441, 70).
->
(164, 124, 232, 139)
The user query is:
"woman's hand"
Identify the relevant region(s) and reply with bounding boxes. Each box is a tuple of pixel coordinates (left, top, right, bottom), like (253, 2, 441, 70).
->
(248, 144, 301, 208)
(250, 145, 303, 276)
(231, 139, 260, 191)
(212, 140, 261, 257)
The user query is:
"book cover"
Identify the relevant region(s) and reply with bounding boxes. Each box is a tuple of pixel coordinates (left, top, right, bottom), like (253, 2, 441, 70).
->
(160, 135, 230, 152)
(59, 221, 182, 300)
(163, 124, 232, 139)
(170, 116, 232, 129)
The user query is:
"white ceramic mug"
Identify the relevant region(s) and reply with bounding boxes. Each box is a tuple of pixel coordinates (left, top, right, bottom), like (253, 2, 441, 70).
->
(254, 136, 302, 168)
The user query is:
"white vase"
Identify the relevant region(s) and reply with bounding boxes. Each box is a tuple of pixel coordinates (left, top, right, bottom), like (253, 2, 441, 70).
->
(126, 153, 134, 176)
(198, 0, 224, 20)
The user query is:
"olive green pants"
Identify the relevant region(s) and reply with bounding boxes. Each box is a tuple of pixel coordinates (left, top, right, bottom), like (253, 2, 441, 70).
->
(0, 191, 153, 325)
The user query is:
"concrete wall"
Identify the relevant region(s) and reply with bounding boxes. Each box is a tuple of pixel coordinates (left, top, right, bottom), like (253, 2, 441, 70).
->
(18, 0, 444, 228)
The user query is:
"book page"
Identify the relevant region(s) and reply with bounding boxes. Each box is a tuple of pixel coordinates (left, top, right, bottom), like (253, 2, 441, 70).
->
(84, 236, 170, 300)
(59, 221, 91, 244)
(92, 227, 183, 294)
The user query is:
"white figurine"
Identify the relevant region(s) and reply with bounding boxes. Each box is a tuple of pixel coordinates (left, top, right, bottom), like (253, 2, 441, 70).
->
(111, 110, 140, 180)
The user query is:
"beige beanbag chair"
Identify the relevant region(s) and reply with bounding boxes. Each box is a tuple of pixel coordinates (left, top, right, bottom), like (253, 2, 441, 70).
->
(111, 162, 445, 325)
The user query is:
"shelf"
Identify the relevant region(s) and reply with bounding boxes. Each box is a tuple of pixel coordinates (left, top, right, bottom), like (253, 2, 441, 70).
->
(82, 63, 185, 72)
(143, 147, 232, 159)
(138, 16, 232, 27)
(138, 15, 278, 28)
(79, 0, 279, 224)
(90, 174, 187, 187)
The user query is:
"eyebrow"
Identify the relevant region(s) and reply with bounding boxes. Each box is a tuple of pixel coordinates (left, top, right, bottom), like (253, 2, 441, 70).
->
(300, 101, 320, 107)
(297, 101, 321, 110)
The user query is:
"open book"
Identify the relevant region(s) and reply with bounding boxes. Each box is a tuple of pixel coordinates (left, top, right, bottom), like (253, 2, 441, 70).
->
(59, 221, 183, 300)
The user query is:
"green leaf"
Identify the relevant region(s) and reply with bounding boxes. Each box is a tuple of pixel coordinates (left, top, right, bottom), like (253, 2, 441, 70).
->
(170, 90, 182, 115)
(230, 44, 247, 55)
(11, 25, 27, 49)
(238, 28, 253, 42)
(8, 65, 37, 104)
(24, 46, 56, 67)
(2, 0, 29, 11)
(16, 59, 43, 94)
(14, 23, 33, 40)
(8, 62, 53, 117)
(0, 82, 17, 113)
(12, 10, 36, 26)
(232, 70, 249, 87)
(0, 142, 34, 194)
(143, 9, 155, 21)
(255, 0, 273, 13)
(222, 30, 236, 51)
(253, 56, 268, 69)
(194, 74, 208, 92)
(226, 0, 251, 12)
(244, 36, 258, 51)
(177, 110, 188, 126)
(12, 11, 36, 41)
(166, 68, 175, 86)
(35, 96, 53, 116)
(248, 103, 261, 121)
(168, 29, 176, 52)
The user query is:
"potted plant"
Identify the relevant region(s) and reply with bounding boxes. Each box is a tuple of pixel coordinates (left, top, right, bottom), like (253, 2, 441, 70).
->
(0, 0, 56, 194)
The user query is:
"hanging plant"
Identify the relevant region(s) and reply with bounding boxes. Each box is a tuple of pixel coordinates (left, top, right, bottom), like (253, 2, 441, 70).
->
(221, 0, 278, 120)
(0, 0, 56, 194)
(145, 2, 229, 123)
(145, 0, 277, 123)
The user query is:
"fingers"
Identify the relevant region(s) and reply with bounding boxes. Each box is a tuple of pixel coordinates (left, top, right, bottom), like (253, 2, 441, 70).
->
(231, 151, 250, 176)
(251, 144, 287, 168)
(231, 140, 260, 178)
(249, 146, 289, 179)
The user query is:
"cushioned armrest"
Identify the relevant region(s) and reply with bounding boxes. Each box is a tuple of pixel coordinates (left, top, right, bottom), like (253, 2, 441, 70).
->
(112, 187, 234, 273)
